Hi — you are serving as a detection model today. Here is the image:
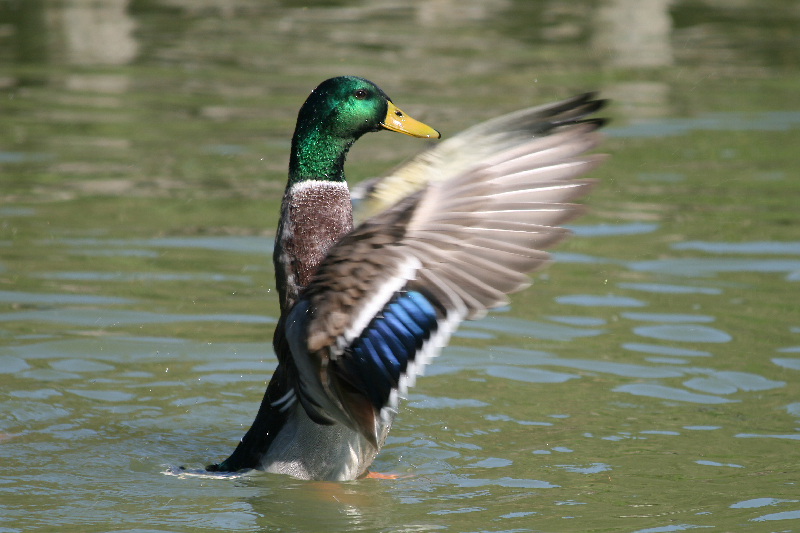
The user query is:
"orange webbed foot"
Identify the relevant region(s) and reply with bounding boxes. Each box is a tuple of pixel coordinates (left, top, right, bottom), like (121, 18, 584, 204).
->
(361, 471, 411, 480)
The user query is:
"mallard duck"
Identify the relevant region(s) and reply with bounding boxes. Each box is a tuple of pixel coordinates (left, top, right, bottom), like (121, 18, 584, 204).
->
(206, 76, 605, 481)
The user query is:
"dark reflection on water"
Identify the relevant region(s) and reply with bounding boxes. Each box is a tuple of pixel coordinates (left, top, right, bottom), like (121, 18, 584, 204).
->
(1, 0, 800, 531)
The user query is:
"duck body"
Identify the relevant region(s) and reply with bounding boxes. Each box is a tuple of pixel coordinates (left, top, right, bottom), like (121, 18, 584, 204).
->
(207, 76, 606, 481)
(258, 393, 388, 480)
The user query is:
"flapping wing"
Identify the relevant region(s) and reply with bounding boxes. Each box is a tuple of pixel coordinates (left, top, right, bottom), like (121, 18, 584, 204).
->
(287, 95, 607, 446)
(352, 92, 605, 224)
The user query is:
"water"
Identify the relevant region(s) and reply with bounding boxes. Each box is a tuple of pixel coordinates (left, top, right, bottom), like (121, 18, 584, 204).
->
(1, 0, 800, 531)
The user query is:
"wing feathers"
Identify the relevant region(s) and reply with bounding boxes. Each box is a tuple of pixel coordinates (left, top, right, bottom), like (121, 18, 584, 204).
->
(480, 130, 603, 174)
(287, 94, 607, 444)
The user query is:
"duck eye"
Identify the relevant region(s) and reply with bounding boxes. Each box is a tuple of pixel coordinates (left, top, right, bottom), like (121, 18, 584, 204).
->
(353, 89, 368, 100)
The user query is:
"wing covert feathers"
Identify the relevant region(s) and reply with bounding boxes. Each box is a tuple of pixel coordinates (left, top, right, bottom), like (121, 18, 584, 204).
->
(288, 94, 607, 445)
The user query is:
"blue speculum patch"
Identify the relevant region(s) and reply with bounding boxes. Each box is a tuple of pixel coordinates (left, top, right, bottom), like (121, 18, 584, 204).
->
(343, 290, 439, 409)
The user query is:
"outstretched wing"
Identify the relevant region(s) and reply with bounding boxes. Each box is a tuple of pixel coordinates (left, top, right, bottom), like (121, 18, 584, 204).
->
(352, 92, 605, 224)
(286, 95, 607, 447)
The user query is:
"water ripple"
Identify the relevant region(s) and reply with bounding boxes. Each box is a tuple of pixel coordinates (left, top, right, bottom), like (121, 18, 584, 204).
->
(406, 395, 489, 409)
(8, 388, 61, 399)
(484, 414, 552, 427)
(6, 338, 274, 363)
(556, 463, 611, 474)
(631, 524, 712, 533)
(731, 498, 799, 509)
(546, 315, 607, 326)
(695, 460, 743, 468)
(683, 377, 737, 395)
(490, 347, 685, 378)
(566, 222, 659, 237)
(705, 371, 784, 391)
(735, 433, 800, 440)
(672, 241, 800, 255)
(0, 309, 275, 327)
(617, 282, 722, 295)
(627, 258, 800, 277)
(485, 366, 579, 383)
(606, 110, 800, 138)
(613, 384, 737, 404)
(466, 458, 512, 468)
(551, 252, 612, 264)
(50, 359, 115, 372)
(0, 290, 134, 305)
(633, 325, 731, 343)
(623, 343, 712, 357)
(464, 316, 604, 341)
(443, 475, 558, 489)
(44, 236, 274, 255)
(772, 357, 800, 369)
(33, 272, 252, 283)
(66, 389, 136, 402)
(555, 294, 647, 307)
(750, 509, 800, 522)
(0, 355, 30, 373)
(622, 312, 715, 323)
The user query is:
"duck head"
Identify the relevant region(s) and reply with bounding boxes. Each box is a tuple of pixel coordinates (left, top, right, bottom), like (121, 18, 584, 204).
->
(289, 76, 440, 184)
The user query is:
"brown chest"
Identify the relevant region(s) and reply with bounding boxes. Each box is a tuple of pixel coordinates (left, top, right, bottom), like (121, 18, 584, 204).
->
(275, 181, 353, 310)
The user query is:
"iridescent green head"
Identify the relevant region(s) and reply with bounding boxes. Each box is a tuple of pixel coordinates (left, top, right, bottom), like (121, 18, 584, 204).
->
(288, 76, 439, 185)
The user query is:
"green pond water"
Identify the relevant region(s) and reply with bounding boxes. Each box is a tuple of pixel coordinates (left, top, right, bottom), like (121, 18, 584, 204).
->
(1, 0, 799, 531)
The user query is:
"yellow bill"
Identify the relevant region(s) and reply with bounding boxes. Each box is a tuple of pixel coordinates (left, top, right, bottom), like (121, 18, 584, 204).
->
(381, 101, 440, 139)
